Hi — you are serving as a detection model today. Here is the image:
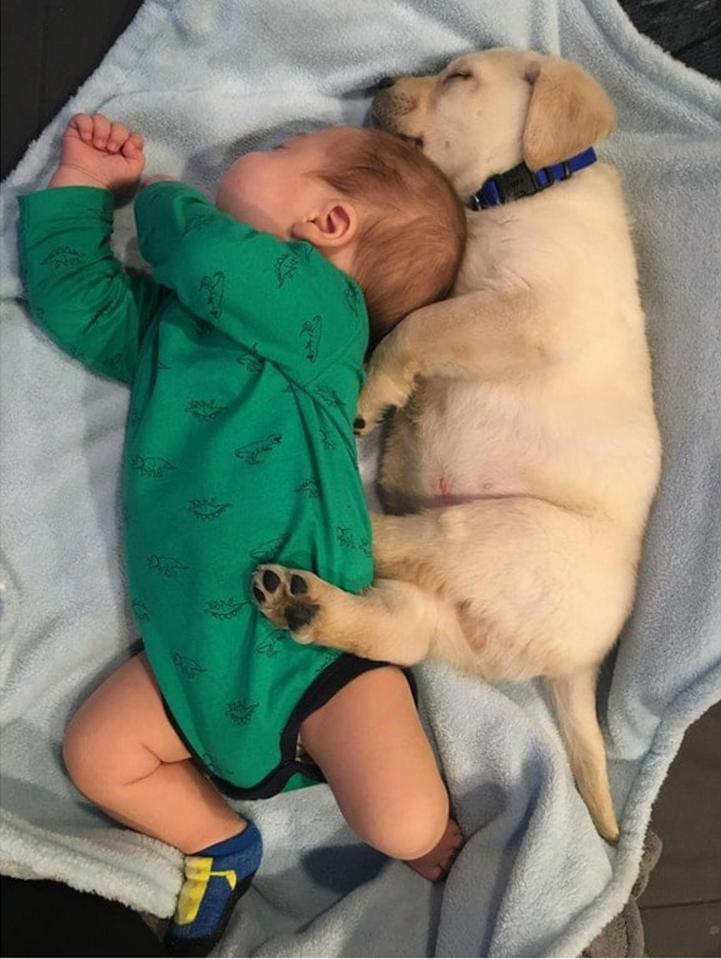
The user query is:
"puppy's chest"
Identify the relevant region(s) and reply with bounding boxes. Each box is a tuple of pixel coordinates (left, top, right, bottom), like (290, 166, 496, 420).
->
(453, 216, 521, 296)
(453, 250, 502, 297)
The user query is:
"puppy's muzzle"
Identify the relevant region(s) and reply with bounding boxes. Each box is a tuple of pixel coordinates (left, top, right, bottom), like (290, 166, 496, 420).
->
(370, 87, 418, 132)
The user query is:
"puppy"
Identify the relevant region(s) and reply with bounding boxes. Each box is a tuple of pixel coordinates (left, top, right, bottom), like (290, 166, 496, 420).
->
(253, 48, 661, 842)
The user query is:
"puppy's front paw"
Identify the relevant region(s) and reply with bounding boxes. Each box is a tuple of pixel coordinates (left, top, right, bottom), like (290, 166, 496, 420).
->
(355, 369, 410, 436)
(251, 565, 320, 644)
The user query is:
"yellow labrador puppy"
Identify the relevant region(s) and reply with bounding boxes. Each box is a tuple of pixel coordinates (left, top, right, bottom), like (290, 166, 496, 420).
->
(253, 48, 661, 842)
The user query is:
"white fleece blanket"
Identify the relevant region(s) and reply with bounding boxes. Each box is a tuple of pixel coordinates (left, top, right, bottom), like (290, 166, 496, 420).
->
(1, 1, 720, 955)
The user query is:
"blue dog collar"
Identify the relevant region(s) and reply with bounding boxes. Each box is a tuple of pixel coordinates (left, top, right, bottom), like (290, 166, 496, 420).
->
(469, 147, 598, 210)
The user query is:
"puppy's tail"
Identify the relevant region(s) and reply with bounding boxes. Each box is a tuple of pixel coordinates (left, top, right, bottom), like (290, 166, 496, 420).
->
(545, 667, 620, 842)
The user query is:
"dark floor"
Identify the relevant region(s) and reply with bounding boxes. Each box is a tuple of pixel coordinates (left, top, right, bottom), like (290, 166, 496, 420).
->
(638, 702, 721, 957)
(1, 1, 720, 956)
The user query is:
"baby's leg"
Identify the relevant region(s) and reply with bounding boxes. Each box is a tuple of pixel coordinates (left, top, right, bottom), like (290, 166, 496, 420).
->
(300, 666, 464, 881)
(64, 652, 264, 953)
(62, 651, 244, 853)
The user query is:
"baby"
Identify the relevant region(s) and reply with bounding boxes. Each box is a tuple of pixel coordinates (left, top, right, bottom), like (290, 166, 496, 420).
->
(18, 113, 466, 955)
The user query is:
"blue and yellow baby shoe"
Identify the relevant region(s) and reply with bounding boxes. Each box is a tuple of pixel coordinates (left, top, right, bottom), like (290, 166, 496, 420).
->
(164, 822, 263, 956)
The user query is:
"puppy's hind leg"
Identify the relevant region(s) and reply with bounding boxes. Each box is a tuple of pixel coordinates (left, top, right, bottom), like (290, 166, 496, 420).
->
(252, 566, 456, 666)
(370, 511, 442, 582)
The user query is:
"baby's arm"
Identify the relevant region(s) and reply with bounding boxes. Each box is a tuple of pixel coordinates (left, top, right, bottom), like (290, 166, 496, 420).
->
(18, 114, 169, 384)
(134, 182, 352, 382)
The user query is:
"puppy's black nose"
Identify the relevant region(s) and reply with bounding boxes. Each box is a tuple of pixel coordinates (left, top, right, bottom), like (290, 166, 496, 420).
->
(376, 76, 396, 89)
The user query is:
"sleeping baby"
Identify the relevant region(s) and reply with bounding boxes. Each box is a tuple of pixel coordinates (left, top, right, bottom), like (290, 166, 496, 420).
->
(18, 112, 466, 954)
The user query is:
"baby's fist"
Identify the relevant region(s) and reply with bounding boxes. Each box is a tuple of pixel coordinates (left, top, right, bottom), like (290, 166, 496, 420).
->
(56, 113, 145, 191)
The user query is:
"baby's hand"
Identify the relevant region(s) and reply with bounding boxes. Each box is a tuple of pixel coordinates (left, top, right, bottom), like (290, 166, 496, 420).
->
(51, 113, 145, 191)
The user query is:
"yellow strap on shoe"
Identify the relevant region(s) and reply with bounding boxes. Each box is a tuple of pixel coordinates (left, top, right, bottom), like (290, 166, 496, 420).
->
(174, 856, 238, 926)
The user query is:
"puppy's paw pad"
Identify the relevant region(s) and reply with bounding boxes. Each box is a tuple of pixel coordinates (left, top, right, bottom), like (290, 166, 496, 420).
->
(285, 602, 319, 631)
(290, 574, 308, 595)
(252, 565, 320, 638)
(262, 568, 281, 592)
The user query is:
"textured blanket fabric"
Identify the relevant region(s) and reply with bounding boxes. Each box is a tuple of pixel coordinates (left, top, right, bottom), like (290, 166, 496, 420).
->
(1, 1, 719, 955)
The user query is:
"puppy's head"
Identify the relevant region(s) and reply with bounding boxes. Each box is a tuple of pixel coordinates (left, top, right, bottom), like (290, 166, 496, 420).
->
(371, 48, 616, 198)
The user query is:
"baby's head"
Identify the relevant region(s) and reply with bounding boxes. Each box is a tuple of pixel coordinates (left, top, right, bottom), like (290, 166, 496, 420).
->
(216, 126, 466, 342)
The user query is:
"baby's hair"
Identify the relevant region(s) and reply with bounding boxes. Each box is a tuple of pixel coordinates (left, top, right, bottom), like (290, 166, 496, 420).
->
(314, 128, 466, 345)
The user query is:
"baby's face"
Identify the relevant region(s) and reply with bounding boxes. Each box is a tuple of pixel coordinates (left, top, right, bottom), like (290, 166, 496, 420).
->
(216, 127, 353, 239)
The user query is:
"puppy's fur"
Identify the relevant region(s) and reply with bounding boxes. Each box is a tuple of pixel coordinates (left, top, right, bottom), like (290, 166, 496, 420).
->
(254, 49, 661, 841)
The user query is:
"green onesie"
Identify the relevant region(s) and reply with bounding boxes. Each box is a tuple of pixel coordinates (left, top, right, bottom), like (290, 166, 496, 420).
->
(18, 181, 388, 797)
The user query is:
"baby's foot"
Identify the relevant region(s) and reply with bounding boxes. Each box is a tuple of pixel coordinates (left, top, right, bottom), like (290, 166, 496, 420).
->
(406, 817, 464, 882)
(164, 824, 262, 956)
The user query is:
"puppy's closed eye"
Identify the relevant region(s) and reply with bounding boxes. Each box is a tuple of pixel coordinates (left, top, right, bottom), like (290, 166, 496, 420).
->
(400, 134, 424, 148)
(443, 71, 473, 84)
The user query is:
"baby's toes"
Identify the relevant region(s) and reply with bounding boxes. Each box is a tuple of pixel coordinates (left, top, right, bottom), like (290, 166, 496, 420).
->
(449, 820, 465, 848)
(446, 822, 465, 862)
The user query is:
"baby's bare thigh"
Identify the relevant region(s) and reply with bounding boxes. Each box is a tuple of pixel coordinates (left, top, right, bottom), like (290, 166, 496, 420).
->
(66, 651, 190, 765)
(300, 667, 447, 833)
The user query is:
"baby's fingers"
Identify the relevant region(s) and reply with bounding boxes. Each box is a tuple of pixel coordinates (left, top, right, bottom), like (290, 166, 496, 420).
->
(106, 122, 130, 153)
(69, 113, 111, 148)
(69, 113, 143, 156)
(90, 115, 111, 149)
(120, 133, 144, 158)
(70, 113, 94, 143)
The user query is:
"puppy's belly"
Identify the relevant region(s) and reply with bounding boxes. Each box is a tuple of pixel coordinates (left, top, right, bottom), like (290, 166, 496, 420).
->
(381, 381, 530, 509)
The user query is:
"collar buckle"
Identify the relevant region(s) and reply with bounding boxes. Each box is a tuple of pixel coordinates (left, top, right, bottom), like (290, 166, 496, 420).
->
(499, 162, 540, 202)
(469, 147, 597, 211)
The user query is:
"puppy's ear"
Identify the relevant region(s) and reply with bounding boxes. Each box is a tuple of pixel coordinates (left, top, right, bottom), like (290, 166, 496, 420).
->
(522, 57, 615, 168)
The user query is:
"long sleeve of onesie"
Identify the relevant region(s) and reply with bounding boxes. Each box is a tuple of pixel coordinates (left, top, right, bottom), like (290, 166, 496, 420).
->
(18, 186, 170, 385)
(134, 181, 366, 387)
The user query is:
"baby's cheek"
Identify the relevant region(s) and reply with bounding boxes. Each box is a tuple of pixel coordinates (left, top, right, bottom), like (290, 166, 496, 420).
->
(231, 153, 270, 190)
(227, 158, 275, 210)
(217, 158, 249, 203)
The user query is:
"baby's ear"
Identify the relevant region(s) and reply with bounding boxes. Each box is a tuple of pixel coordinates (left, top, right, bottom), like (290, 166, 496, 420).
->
(290, 220, 317, 243)
(291, 201, 359, 247)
